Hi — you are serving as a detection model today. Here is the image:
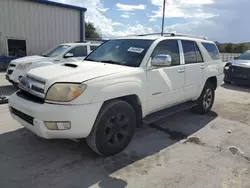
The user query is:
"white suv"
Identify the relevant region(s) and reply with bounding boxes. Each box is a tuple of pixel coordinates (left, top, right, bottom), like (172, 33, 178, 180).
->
(5, 42, 101, 86)
(8, 33, 224, 156)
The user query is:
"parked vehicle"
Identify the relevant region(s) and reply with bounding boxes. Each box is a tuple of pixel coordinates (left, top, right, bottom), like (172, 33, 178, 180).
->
(224, 51, 250, 85)
(8, 33, 224, 156)
(5, 42, 101, 86)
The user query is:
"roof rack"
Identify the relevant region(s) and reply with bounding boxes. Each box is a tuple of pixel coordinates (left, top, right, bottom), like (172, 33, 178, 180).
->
(136, 32, 208, 40)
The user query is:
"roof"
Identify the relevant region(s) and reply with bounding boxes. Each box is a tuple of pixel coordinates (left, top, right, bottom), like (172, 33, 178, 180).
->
(117, 33, 211, 42)
(28, 0, 87, 12)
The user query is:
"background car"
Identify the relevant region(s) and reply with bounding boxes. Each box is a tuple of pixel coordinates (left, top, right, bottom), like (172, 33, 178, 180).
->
(5, 42, 101, 86)
(224, 51, 250, 86)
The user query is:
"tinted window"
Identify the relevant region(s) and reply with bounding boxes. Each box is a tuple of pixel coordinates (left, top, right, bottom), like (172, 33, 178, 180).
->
(182, 40, 202, 64)
(85, 39, 153, 67)
(43, 45, 70, 57)
(90, 45, 98, 51)
(202, 42, 220, 60)
(152, 40, 180, 66)
(67, 46, 87, 57)
(238, 52, 250, 60)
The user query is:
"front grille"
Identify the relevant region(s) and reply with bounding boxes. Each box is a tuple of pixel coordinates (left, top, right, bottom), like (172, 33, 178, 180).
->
(231, 66, 250, 79)
(27, 75, 46, 85)
(31, 85, 44, 94)
(17, 90, 44, 104)
(9, 64, 16, 67)
(7, 70, 13, 75)
(11, 107, 34, 125)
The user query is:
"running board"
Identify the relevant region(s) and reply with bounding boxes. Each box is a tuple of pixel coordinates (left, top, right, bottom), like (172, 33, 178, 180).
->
(143, 101, 196, 124)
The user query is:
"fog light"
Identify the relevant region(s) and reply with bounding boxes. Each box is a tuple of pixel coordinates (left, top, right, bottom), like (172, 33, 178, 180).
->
(44, 122, 58, 130)
(57, 122, 71, 130)
(44, 121, 71, 130)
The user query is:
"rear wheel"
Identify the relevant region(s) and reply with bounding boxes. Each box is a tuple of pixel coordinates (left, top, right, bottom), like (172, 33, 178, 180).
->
(86, 100, 136, 156)
(192, 82, 215, 114)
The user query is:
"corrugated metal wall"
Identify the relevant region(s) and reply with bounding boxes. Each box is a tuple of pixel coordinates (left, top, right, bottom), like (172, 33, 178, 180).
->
(0, 0, 81, 56)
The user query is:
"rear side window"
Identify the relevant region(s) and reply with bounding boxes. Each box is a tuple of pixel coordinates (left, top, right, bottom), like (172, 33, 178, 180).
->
(182, 40, 203, 64)
(202, 42, 220, 60)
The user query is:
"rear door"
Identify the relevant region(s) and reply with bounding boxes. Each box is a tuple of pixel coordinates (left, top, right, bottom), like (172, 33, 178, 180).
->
(181, 40, 205, 100)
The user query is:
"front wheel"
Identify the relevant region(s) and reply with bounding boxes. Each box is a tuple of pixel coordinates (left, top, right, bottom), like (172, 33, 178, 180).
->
(86, 100, 136, 156)
(192, 82, 215, 114)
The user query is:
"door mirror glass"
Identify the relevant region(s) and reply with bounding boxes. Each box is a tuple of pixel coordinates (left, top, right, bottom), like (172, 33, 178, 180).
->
(64, 53, 74, 58)
(151, 54, 172, 67)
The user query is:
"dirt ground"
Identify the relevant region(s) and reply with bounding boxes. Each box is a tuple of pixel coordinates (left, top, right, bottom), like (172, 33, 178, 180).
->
(0, 81, 250, 188)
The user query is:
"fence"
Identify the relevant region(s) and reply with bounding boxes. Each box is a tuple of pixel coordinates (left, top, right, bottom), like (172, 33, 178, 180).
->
(220, 53, 241, 62)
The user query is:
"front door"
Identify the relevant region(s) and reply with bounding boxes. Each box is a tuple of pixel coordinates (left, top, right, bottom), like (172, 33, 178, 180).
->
(146, 40, 185, 114)
(181, 40, 205, 101)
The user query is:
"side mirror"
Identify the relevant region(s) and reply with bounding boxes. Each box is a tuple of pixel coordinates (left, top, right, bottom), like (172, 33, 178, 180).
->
(151, 54, 172, 67)
(64, 53, 74, 58)
(234, 56, 239, 60)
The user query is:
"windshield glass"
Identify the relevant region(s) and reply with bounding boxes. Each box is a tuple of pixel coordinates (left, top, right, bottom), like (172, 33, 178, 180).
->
(238, 52, 250, 60)
(85, 39, 154, 67)
(43, 45, 70, 57)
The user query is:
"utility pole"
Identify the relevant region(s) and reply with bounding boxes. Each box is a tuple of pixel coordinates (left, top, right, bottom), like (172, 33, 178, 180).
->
(161, 0, 166, 36)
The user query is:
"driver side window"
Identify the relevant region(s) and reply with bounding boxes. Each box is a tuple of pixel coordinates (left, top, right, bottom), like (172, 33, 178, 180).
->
(66, 46, 87, 57)
(151, 40, 180, 66)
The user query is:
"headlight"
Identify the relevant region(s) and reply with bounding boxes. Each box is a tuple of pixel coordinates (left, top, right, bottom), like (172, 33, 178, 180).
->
(16, 62, 32, 70)
(45, 83, 87, 102)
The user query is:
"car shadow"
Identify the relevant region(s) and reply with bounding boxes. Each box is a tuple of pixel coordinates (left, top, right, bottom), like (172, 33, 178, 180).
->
(221, 83, 250, 92)
(0, 110, 217, 188)
(0, 85, 18, 96)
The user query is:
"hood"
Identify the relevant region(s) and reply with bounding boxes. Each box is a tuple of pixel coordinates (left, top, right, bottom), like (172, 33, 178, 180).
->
(11, 55, 47, 65)
(27, 61, 135, 84)
(229, 59, 250, 68)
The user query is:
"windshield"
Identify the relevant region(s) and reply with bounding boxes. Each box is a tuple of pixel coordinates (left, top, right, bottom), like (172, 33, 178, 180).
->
(42, 45, 70, 57)
(85, 39, 153, 67)
(238, 52, 250, 60)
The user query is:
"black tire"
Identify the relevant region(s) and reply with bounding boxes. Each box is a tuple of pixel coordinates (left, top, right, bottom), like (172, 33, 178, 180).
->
(86, 100, 136, 156)
(224, 79, 231, 84)
(192, 82, 215, 114)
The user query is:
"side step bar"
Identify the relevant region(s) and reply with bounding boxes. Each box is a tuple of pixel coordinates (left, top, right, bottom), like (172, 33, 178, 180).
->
(143, 101, 196, 124)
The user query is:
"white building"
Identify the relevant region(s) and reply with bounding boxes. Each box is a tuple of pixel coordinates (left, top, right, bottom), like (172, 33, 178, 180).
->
(0, 0, 87, 57)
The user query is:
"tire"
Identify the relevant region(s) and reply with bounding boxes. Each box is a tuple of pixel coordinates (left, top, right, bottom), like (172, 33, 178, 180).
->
(224, 79, 231, 84)
(86, 100, 136, 157)
(192, 82, 215, 114)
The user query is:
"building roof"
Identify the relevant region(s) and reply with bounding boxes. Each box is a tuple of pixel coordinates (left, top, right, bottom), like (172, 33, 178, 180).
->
(28, 0, 87, 12)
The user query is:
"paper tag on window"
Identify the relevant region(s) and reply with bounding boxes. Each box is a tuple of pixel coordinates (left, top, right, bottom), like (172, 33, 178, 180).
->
(127, 47, 144, 53)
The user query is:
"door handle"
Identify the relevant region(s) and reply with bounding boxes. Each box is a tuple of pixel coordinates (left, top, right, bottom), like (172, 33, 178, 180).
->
(177, 69, 184, 73)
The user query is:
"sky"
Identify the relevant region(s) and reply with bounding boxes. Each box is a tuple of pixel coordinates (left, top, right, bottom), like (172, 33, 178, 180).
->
(52, 0, 249, 43)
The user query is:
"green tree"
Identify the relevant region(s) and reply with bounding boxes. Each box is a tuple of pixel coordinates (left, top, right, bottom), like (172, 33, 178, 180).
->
(224, 43, 233, 53)
(233, 44, 247, 53)
(85, 22, 101, 38)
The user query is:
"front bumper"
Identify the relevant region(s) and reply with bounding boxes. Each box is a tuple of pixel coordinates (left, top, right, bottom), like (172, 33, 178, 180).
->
(6, 68, 25, 84)
(8, 92, 102, 139)
(224, 66, 250, 85)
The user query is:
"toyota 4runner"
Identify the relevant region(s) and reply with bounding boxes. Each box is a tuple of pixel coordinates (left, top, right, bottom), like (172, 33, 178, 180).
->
(8, 33, 224, 156)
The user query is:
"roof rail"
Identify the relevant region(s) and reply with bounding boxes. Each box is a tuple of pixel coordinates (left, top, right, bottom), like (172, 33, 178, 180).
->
(134, 32, 208, 40)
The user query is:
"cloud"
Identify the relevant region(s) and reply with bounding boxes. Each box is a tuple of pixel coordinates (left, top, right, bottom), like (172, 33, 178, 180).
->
(98, 8, 109, 12)
(163, 0, 250, 42)
(112, 22, 123, 26)
(121, 14, 130, 18)
(116, 3, 146, 11)
(149, 0, 215, 20)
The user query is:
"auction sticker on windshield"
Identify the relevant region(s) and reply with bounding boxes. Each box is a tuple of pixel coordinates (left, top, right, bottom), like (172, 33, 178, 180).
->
(127, 47, 144, 53)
